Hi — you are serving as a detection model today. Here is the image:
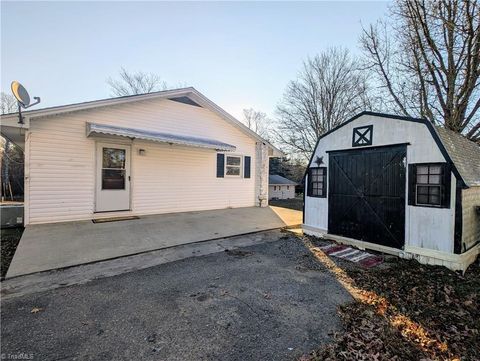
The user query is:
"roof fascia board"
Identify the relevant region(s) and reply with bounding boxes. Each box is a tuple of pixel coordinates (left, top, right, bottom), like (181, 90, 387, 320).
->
(0, 88, 196, 122)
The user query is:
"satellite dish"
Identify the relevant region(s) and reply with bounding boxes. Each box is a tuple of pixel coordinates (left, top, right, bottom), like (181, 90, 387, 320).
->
(10, 81, 41, 124)
(11, 81, 31, 107)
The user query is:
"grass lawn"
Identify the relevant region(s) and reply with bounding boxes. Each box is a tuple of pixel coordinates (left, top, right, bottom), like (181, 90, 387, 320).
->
(269, 196, 304, 211)
(1, 227, 23, 279)
(299, 235, 480, 361)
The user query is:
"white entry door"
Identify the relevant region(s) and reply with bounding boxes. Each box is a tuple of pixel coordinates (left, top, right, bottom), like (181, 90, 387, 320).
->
(95, 143, 131, 212)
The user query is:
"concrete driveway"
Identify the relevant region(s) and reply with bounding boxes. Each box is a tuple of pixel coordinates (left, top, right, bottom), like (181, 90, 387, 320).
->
(1, 234, 351, 361)
(7, 206, 302, 278)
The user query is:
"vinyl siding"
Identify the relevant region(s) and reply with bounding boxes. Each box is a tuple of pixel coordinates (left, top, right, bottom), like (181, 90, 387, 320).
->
(26, 98, 256, 224)
(462, 186, 480, 251)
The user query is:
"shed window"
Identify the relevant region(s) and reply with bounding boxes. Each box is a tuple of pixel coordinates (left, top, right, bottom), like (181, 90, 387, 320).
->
(308, 167, 327, 198)
(225, 155, 242, 177)
(409, 163, 451, 208)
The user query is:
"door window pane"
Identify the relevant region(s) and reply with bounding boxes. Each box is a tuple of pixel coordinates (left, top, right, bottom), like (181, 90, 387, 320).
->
(103, 148, 126, 169)
(102, 169, 125, 189)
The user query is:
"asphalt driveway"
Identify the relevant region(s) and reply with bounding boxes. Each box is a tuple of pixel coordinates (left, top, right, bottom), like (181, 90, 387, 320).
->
(1, 234, 351, 361)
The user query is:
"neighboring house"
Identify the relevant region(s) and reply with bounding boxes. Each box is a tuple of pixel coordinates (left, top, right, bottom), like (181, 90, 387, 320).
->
(0, 88, 282, 225)
(303, 111, 480, 271)
(269, 175, 297, 199)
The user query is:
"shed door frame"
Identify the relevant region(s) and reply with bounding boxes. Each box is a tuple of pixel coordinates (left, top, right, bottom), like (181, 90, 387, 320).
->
(327, 144, 407, 249)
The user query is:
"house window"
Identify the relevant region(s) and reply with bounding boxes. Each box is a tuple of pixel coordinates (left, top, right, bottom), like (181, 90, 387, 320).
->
(287, 186, 289, 190)
(225, 155, 242, 177)
(415, 165, 443, 206)
(273, 186, 277, 191)
(308, 167, 327, 198)
(409, 163, 451, 208)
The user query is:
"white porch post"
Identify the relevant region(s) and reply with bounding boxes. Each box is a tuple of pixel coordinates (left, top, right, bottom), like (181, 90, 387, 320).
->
(255, 142, 269, 207)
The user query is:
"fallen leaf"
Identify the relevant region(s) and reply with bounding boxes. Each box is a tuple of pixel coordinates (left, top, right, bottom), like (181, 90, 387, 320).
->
(30, 307, 42, 314)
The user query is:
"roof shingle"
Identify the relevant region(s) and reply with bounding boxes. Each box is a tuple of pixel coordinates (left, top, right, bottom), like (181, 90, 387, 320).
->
(436, 127, 480, 187)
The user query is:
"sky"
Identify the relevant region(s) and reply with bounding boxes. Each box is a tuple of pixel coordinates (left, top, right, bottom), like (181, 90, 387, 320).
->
(1, 1, 390, 120)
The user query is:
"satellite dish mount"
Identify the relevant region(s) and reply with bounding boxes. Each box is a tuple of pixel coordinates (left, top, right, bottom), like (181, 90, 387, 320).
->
(11, 81, 41, 124)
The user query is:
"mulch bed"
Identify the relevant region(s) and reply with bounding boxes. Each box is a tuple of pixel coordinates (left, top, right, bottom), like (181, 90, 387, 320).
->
(1, 227, 23, 279)
(301, 237, 480, 361)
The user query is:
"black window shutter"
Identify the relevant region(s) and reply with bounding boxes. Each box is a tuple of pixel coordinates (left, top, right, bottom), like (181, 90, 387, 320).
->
(322, 167, 327, 197)
(307, 169, 312, 197)
(244, 156, 251, 178)
(441, 163, 452, 208)
(408, 164, 416, 205)
(216, 154, 225, 178)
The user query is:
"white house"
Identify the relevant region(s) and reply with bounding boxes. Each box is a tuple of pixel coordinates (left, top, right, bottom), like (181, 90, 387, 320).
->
(303, 111, 480, 271)
(0, 88, 282, 225)
(269, 175, 297, 200)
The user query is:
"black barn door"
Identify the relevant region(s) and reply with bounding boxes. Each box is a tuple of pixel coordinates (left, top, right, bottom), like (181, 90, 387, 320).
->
(328, 145, 407, 249)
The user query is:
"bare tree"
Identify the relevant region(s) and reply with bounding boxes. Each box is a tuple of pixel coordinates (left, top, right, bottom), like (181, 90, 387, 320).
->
(361, 0, 480, 143)
(274, 47, 373, 160)
(0, 93, 24, 200)
(107, 67, 168, 96)
(1, 92, 17, 115)
(242, 108, 271, 139)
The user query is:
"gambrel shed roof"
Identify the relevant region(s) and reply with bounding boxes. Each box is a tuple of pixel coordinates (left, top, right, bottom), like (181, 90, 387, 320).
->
(436, 127, 480, 187)
(304, 112, 480, 188)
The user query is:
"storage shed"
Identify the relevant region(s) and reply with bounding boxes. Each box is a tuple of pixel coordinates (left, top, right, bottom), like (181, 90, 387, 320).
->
(303, 111, 480, 271)
(268, 175, 297, 199)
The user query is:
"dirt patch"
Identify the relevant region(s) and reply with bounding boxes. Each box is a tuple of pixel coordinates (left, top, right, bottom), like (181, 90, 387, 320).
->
(302, 235, 480, 361)
(1, 227, 23, 279)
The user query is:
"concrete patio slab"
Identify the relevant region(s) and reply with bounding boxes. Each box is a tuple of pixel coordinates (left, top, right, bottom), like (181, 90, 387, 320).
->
(6, 206, 301, 278)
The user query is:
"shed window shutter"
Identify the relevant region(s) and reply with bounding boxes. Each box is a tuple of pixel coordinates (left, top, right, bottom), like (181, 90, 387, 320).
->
(244, 156, 251, 178)
(408, 164, 416, 205)
(441, 163, 452, 208)
(216, 154, 225, 178)
(307, 169, 312, 197)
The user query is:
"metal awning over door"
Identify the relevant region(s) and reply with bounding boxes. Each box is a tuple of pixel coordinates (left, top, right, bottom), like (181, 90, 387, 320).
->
(328, 144, 407, 249)
(87, 123, 236, 152)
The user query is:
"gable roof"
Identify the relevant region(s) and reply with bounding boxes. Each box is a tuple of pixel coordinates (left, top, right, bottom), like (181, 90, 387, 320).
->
(0, 87, 283, 156)
(435, 127, 480, 187)
(305, 111, 480, 188)
(269, 175, 297, 185)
